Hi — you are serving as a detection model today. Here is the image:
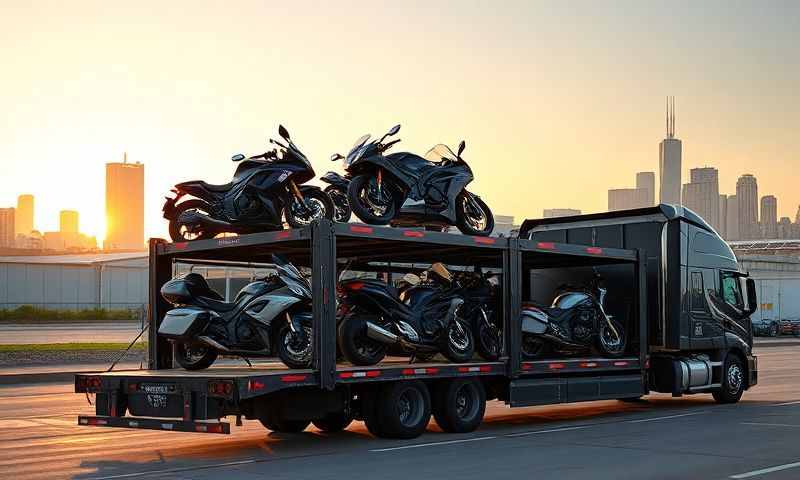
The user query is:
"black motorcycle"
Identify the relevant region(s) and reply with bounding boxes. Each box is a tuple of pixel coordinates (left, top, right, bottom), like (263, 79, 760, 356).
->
(320, 154, 351, 223)
(163, 125, 334, 242)
(343, 125, 494, 236)
(336, 263, 474, 366)
(158, 254, 315, 369)
(520, 275, 626, 359)
(456, 270, 503, 361)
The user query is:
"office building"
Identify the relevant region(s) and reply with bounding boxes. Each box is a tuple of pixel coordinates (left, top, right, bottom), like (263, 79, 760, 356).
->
(105, 155, 145, 250)
(682, 167, 720, 231)
(608, 188, 649, 212)
(0, 208, 15, 248)
(659, 97, 682, 205)
(493, 215, 516, 237)
(636, 172, 655, 206)
(15, 194, 34, 236)
(718, 194, 728, 238)
(60, 210, 79, 233)
(760, 195, 778, 239)
(726, 195, 740, 241)
(543, 208, 582, 218)
(736, 174, 759, 240)
(778, 217, 793, 240)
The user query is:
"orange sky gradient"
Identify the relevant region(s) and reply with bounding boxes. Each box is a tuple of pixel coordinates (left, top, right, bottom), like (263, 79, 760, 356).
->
(1, 1, 797, 242)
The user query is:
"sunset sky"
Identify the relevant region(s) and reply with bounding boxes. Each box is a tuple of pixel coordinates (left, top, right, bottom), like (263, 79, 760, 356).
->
(1, 1, 798, 241)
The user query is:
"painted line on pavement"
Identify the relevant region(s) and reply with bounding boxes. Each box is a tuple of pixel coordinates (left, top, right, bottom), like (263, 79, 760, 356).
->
(730, 461, 800, 479)
(504, 425, 592, 438)
(626, 411, 705, 423)
(773, 400, 800, 406)
(89, 459, 257, 479)
(371, 436, 496, 452)
(741, 422, 800, 428)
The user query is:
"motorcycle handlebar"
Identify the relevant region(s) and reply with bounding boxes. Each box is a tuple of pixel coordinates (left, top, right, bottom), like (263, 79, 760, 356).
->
(381, 138, 401, 151)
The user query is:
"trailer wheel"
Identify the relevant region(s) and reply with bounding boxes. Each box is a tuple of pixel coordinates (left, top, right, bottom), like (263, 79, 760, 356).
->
(432, 379, 486, 433)
(371, 381, 431, 439)
(312, 411, 354, 433)
(712, 353, 745, 404)
(259, 412, 310, 433)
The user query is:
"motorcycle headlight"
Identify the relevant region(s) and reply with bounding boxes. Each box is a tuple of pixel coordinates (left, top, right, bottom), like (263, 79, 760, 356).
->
(288, 283, 311, 299)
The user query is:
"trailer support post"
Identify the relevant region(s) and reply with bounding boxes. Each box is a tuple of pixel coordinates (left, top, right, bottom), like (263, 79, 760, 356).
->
(312, 219, 337, 390)
(506, 239, 522, 378)
(637, 249, 648, 389)
(148, 238, 173, 370)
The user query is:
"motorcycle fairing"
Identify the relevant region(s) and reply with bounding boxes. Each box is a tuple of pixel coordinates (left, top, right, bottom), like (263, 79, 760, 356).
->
(320, 171, 350, 190)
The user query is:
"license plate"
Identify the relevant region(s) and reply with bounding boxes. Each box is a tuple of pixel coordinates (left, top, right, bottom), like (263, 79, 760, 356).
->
(141, 383, 175, 394)
(146, 394, 169, 408)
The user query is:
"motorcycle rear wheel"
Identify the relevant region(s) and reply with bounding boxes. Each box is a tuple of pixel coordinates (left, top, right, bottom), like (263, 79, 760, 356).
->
(168, 200, 215, 242)
(348, 174, 396, 225)
(174, 341, 218, 370)
(520, 334, 549, 360)
(337, 315, 387, 366)
(324, 186, 352, 223)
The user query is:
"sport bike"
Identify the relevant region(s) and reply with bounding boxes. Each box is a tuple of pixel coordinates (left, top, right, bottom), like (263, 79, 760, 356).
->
(455, 270, 503, 361)
(519, 275, 626, 359)
(320, 152, 352, 223)
(163, 125, 333, 242)
(343, 125, 494, 236)
(336, 263, 474, 366)
(158, 254, 315, 369)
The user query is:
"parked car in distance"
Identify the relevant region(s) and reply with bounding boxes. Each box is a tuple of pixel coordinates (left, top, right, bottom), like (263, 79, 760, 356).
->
(752, 318, 779, 337)
(778, 318, 800, 336)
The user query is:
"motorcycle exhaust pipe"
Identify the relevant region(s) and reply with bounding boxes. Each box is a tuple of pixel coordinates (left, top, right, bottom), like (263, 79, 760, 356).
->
(365, 322, 400, 345)
(197, 335, 231, 352)
(178, 210, 231, 231)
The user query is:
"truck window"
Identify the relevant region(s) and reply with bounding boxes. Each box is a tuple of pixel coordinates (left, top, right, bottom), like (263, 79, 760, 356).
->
(720, 271, 743, 310)
(691, 272, 707, 312)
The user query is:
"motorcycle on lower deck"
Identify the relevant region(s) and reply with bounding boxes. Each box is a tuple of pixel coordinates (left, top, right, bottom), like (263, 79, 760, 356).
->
(163, 125, 333, 242)
(455, 270, 503, 361)
(343, 125, 494, 236)
(336, 263, 475, 366)
(158, 254, 315, 370)
(519, 275, 626, 359)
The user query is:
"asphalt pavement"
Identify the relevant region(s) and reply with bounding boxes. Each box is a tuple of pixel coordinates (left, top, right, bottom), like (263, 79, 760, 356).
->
(2, 346, 800, 480)
(0, 322, 143, 345)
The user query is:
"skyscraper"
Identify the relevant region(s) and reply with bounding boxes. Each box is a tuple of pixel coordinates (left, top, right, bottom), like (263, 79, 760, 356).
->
(0, 208, 14, 247)
(608, 188, 649, 211)
(15, 194, 34, 236)
(726, 195, 740, 240)
(636, 172, 655, 206)
(105, 154, 145, 250)
(682, 167, 720, 231)
(718, 194, 728, 239)
(659, 96, 682, 205)
(736, 174, 759, 240)
(760, 195, 778, 239)
(60, 210, 79, 233)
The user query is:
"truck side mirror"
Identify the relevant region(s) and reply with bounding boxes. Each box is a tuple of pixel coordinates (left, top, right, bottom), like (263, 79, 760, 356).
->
(745, 278, 757, 314)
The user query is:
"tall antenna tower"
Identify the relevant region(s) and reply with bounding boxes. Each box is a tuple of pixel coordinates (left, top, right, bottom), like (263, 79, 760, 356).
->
(666, 96, 676, 139)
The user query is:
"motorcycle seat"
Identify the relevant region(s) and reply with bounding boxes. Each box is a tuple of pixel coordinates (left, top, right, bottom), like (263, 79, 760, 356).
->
(200, 181, 234, 192)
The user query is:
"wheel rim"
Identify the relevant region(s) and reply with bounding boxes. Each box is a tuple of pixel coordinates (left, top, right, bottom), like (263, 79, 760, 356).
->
(521, 336, 546, 357)
(727, 363, 743, 394)
(284, 326, 313, 363)
(455, 384, 479, 420)
(479, 323, 500, 357)
(397, 388, 424, 427)
(177, 208, 208, 241)
(461, 196, 488, 232)
(328, 190, 350, 222)
(448, 321, 470, 353)
(181, 343, 209, 364)
(358, 178, 393, 217)
(600, 322, 624, 353)
(291, 197, 326, 225)
(354, 326, 383, 359)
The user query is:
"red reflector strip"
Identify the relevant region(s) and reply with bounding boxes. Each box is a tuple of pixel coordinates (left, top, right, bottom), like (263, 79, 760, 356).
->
(521, 363, 533, 370)
(474, 237, 495, 244)
(172, 242, 188, 250)
(248, 380, 265, 391)
(350, 226, 373, 234)
(613, 361, 629, 367)
(196, 423, 224, 433)
(401, 368, 439, 375)
(580, 362, 598, 368)
(548, 363, 566, 370)
(457, 365, 492, 373)
(275, 230, 291, 240)
(586, 247, 603, 255)
(403, 230, 425, 238)
(281, 374, 308, 383)
(339, 370, 381, 379)
(86, 418, 108, 426)
(537, 242, 556, 250)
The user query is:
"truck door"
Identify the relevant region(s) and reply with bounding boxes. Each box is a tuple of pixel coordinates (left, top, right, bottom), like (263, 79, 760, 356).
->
(719, 270, 751, 340)
(689, 270, 723, 347)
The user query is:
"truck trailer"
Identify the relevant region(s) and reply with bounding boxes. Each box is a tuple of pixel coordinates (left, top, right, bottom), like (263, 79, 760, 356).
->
(76, 209, 757, 439)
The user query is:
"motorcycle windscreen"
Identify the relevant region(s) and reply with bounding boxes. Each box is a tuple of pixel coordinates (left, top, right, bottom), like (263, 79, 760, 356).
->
(272, 254, 312, 298)
(158, 307, 210, 340)
(520, 309, 548, 334)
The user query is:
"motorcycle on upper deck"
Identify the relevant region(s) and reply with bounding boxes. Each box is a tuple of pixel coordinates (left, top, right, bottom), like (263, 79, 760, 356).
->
(343, 125, 494, 236)
(320, 151, 353, 223)
(163, 125, 334, 242)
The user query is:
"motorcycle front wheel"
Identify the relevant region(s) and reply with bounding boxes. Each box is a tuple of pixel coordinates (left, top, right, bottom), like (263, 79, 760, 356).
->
(455, 192, 494, 237)
(168, 200, 215, 242)
(597, 318, 626, 357)
(337, 314, 387, 366)
(174, 341, 218, 370)
(442, 320, 475, 363)
(286, 189, 334, 228)
(324, 186, 352, 223)
(348, 174, 396, 225)
(276, 323, 313, 369)
(474, 313, 501, 361)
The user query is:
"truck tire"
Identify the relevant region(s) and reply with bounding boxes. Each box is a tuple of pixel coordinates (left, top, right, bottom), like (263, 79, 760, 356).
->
(373, 381, 432, 439)
(712, 353, 745, 404)
(361, 391, 385, 437)
(312, 411, 353, 433)
(432, 379, 486, 433)
(259, 412, 310, 433)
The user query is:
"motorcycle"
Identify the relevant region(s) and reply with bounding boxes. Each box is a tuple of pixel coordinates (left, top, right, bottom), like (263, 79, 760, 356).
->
(343, 125, 494, 236)
(163, 125, 334, 242)
(320, 153, 352, 223)
(519, 274, 626, 359)
(158, 254, 315, 370)
(456, 270, 503, 361)
(336, 262, 474, 366)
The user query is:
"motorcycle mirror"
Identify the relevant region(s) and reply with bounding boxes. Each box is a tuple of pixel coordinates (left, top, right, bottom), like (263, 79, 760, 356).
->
(388, 124, 401, 136)
(457, 140, 466, 157)
(278, 125, 290, 141)
(330, 153, 344, 162)
(231, 153, 245, 162)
